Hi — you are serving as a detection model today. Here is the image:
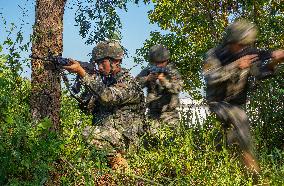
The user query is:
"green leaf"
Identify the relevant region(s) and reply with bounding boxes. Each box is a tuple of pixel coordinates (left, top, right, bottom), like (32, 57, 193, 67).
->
(3, 38, 13, 46)
(5, 115, 14, 124)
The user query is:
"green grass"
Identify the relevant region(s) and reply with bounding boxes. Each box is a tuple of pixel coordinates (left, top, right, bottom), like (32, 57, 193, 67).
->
(0, 76, 283, 185)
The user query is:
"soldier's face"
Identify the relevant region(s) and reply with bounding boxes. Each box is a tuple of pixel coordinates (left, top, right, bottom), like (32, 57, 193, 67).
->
(155, 60, 168, 67)
(97, 58, 120, 75)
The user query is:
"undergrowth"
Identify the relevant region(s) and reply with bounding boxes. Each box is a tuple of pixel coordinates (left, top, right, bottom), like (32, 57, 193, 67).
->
(0, 37, 283, 185)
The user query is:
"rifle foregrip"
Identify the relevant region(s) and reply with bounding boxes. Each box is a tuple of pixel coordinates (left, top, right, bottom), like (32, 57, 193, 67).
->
(55, 57, 70, 66)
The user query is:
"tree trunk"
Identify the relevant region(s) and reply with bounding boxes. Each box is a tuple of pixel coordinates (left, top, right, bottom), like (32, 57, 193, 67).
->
(31, 0, 66, 130)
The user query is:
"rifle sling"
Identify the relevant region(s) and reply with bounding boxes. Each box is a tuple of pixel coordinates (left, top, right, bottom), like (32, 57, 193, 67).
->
(61, 73, 85, 105)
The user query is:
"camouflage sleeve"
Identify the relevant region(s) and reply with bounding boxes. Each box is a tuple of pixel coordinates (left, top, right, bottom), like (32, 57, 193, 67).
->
(159, 70, 183, 94)
(135, 68, 150, 88)
(80, 74, 105, 95)
(203, 49, 239, 85)
(81, 74, 141, 106)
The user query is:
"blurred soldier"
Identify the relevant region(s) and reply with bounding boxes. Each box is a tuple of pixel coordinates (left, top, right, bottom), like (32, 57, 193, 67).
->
(203, 19, 284, 174)
(136, 44, 183, 133)
(63, 40, 145, 171)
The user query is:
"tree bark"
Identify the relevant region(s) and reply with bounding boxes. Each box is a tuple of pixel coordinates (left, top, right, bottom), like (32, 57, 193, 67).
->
(31, 0, 67, 130)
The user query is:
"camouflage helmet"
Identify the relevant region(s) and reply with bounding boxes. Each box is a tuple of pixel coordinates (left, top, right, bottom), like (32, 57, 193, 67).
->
(92, 40, 124, 61)
(149, 44, 170, 63)
(222, 19, 258, 45)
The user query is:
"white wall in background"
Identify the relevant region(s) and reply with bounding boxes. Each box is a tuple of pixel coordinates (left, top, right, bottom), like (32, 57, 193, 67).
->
(178, 98, 210, 126)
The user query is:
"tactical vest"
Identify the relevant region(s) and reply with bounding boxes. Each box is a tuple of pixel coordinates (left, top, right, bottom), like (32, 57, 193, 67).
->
(90, 69, 145, 124)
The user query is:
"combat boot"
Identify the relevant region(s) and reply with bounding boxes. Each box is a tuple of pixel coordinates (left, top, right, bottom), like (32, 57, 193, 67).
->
(108, 153, 129, 172)
(242, 151, 261, 175)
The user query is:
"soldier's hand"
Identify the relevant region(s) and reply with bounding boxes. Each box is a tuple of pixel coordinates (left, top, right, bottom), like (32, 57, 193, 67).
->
(157, 73, 166, 82)
(267, 49, 284, 70)
(146, 73, 158, 82)
(157, 73, 168, 86)
(272, 49, 284, 61)
(237, 54, 258, 69)
(63, 59, 86, 77)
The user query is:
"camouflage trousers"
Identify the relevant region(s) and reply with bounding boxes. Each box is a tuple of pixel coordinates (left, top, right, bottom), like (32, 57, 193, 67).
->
(209, 101, 253, 153)
(141, 111, 180, 150)
(147, 110, 180, 135)
(82, 114, 144, 154)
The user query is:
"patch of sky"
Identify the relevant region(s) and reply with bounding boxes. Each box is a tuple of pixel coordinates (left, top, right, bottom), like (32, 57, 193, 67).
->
(0, 0, 165, 78)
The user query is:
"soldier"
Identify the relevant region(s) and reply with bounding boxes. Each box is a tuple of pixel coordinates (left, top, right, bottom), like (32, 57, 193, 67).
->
(136, 44, 183, 133)
(63, 40, 145, 170)
(203, 19, 284, 174)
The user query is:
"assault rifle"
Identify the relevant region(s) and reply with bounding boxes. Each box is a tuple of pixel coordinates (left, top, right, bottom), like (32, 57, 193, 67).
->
(30, 54, 95, 74)
(216, 46, 284, 79)
(30, 54, 70, 66)
(30, 53, 97, 113)
(148, 66, 170, 74)
(218, 46, 272, 66)
(233, 46, 272, 63)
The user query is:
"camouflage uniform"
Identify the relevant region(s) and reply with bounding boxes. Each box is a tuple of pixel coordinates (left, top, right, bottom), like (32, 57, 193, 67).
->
(203, 20, 275, 153)
(81, 41, 145, 153)
(136, 45, 183, 133)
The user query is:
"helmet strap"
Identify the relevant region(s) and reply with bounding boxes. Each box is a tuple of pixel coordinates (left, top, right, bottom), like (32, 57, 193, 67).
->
(109, 58, 122, 74)
(109, 58, 115, 73)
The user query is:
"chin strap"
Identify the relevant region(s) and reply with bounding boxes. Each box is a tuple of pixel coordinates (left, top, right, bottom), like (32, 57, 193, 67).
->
(100, 58, 121, 86)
